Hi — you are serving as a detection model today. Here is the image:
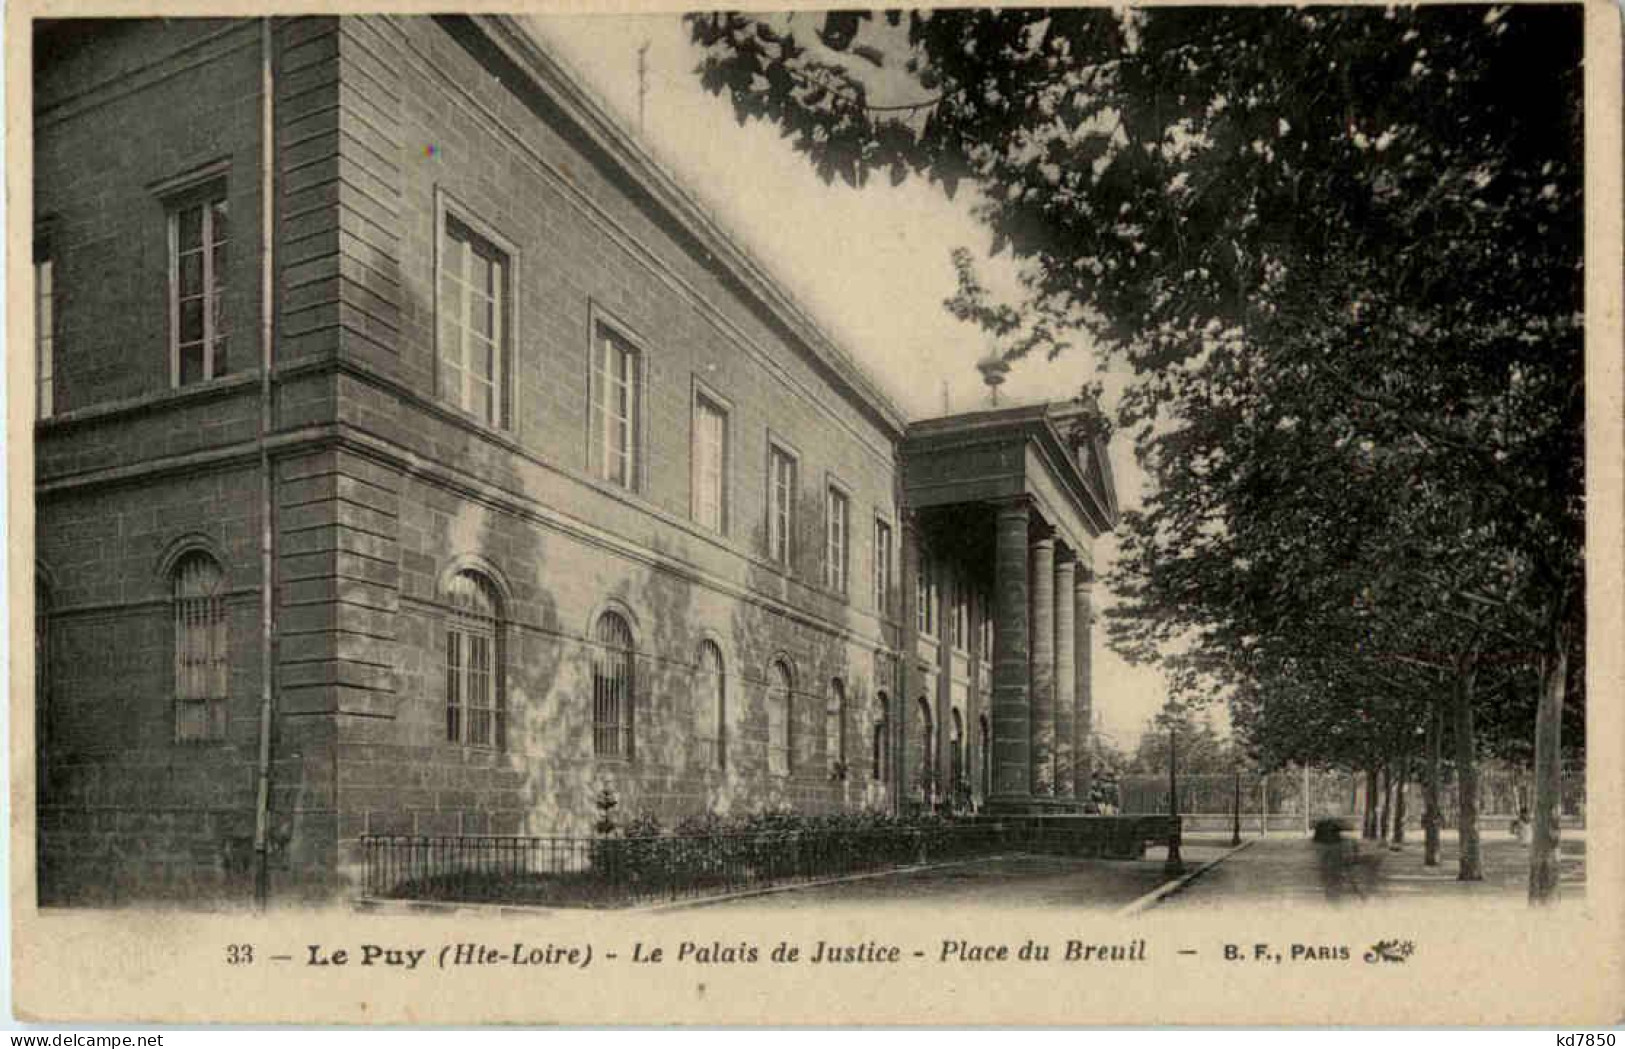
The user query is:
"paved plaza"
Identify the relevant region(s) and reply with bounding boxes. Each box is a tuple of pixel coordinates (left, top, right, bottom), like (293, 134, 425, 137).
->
(692, 830, 1584, 912)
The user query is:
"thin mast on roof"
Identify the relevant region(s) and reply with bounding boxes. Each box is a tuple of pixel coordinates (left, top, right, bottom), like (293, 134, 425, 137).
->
(637, 39, 651, 133)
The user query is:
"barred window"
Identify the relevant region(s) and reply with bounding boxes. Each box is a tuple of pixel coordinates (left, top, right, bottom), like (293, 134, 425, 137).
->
(872, 698, 889, 782)
(767, 659, 793, 776)
(695, 640, 726, 770)
(826, 678, 846, 771)
(444, 571, 503, 748)
(173, 552, 227, 742)
(950, 708, 965, 789)
(917, 696, 934, 790)
(979, 714, 992, 797)
(593, 611, 635, 759)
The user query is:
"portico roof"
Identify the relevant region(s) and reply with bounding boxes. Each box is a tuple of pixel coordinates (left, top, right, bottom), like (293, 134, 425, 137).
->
(902, 402, 1119, 559)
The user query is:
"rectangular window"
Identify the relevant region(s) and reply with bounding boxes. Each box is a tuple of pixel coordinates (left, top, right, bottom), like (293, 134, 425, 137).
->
(692, 393, 729, 533)
(169, 192, 229, 387)
(951, 574, 969, 651)
(36, 258, 53, 420)
(980, 588, 994, 660)
(768, 444, 797, 567)
(874, 518, 892, 615)
(439, 215, 509, 428)
(825, 487, 849, 594)
(592, 324, 642, 490)
(917, 558, 936, 637)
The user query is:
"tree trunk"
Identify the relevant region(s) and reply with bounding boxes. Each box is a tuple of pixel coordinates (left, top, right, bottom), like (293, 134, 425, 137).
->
(1528, 622, 1568, 905)
(1392, 756, 1408, 845)
(1423, 694, 1442, 866)
(1363, 767, 1379, 839)
(1453, 655, 1482, 881)
(1377, 764, 1392, 841)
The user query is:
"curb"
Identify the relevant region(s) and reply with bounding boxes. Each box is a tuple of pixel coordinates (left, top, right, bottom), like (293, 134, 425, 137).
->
(637, 853, 1020, 913)
(351, 854, 1020, 917)
(1116, 837, 1258, 917)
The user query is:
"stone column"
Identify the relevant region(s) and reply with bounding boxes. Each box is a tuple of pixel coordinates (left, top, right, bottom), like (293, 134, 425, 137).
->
(897, 515, 922, 814)
(1029, 531, 1056, 798)
(989, 502, 1032, 807)
(1074, 567, 1094, 805)
(1054, 554, 1077, 804)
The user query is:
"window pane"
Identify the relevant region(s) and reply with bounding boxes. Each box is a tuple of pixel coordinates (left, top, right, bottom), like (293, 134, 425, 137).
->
(180, 297, 205, 344)
(210, 199, 228, 244)
(179, 343, 205, 386)
(180, 251, 204, 296)
(211, 335, 229, 380)
(178, 205, 203, 250)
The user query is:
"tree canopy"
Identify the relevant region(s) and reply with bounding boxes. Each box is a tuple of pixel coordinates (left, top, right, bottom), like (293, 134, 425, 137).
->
(685, 5, 1585, 899)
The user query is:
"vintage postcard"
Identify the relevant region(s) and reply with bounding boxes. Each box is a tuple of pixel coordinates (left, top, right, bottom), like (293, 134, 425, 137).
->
(9, 0, 1623, 1027)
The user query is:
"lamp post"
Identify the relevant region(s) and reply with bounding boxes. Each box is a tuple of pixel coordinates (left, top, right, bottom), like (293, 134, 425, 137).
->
(1164, 717, 1185, 876)
(975, 353, 1010, 407)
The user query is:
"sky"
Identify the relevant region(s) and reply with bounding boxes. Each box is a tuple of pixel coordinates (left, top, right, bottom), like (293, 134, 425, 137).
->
(526, 13, 1178, 752)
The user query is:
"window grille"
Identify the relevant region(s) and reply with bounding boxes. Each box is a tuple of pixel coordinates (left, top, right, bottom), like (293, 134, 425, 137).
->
(695, 640, 726, 769)
(173, 552, 227, 742)
(826, 678, 846, 770)
(872, 701, 889, 781)
(445, 572, 502, 748)
(767, 660, 793, 776)
(593, 612, 635, 758)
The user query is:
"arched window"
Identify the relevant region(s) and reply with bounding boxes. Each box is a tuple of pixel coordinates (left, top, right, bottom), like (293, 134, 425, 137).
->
(872, 695, 889, 782)
(767, 659, 793, 776)
(445, 571, 503, 748)
(173, 551, 227, 742)
(826, 678, 846, 773)
(36, 575, 52, 792)
(695, 640, 725, 769)
(916, 696, 934, 794)
(950, 708, 965, 790)
(979, 714, 992, 798)
(593, 611, 635, 759)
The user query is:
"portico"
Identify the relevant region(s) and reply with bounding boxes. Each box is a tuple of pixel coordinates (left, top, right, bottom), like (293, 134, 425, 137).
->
(898, 402, 1118, 815)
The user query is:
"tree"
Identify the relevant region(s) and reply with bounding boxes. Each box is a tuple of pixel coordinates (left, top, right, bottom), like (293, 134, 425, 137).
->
(686, 6, 1584, 902)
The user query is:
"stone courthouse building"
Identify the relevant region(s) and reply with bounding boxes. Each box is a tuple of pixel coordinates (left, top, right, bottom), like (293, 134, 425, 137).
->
(31, 15, 1118, 903)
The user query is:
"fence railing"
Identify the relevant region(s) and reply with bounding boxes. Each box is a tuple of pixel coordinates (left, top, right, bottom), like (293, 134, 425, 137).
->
(1120, 765, 1586, 822)
(360, 816, 1180, 908)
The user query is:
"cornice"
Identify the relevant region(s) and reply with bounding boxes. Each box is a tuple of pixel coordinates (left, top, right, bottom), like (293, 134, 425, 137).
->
(467, 15, 910, 442)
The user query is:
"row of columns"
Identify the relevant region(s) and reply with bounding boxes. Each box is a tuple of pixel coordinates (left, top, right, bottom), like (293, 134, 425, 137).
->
(991, 500, 1093, 810)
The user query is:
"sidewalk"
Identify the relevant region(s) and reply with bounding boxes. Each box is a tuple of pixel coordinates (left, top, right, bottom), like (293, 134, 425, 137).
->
(1153, 830, 1586, 910)
(696, 842, 1235, 911)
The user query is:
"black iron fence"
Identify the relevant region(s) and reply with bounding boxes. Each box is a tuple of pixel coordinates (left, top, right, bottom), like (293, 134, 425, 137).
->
(360, 816, 1179, 908)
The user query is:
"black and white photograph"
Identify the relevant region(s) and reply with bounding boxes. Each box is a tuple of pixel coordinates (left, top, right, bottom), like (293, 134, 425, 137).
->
(12, 1, 1620, 1028)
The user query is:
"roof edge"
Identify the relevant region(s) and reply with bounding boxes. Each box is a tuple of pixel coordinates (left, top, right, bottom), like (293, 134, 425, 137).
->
(470, 14, 911, 439)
